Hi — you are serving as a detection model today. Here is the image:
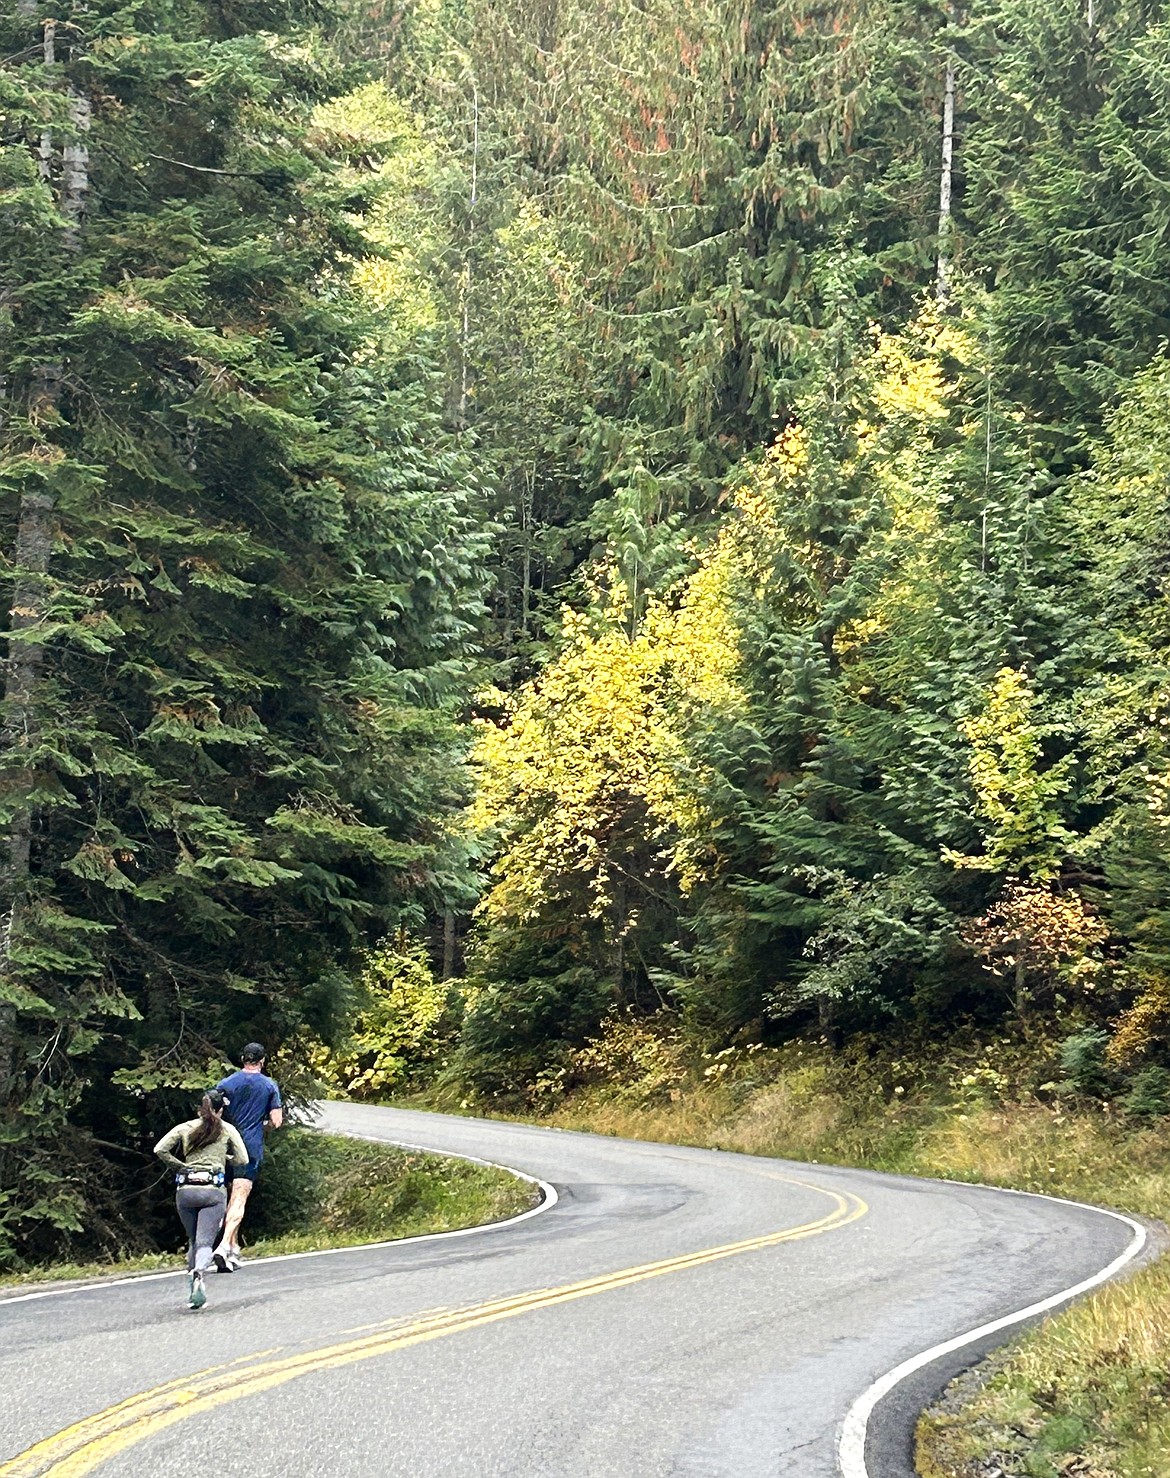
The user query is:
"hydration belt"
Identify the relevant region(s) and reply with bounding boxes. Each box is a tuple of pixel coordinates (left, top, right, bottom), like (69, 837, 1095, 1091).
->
(175, 1169, 225, 1187)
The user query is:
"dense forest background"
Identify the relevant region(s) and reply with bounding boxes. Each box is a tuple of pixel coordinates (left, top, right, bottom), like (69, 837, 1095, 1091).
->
(5, 0, 1170, 1263)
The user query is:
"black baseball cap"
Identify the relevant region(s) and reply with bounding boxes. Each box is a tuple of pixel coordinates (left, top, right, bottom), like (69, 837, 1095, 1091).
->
(241, 1041, 266, 1063)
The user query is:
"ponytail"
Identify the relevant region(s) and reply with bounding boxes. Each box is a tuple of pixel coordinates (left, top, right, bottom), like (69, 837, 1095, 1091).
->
(185, 1090, 227, 1154)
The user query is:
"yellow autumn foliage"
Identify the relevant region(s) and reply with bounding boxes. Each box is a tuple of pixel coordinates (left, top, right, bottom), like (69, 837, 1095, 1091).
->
(310, 83, 443, 347)
(945, 668, 1076, 879)
(470, 440, 804, 925)
(1109, 974, 1170, 1065)
(871, 312, 966, 425)
(473, 310, 979, 938)
(471, 597, 736, 924)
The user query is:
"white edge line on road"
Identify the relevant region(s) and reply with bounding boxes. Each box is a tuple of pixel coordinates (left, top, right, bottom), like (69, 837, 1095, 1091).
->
(0, 1132, 558, 1309)
(837, 1185, 1148, 1478)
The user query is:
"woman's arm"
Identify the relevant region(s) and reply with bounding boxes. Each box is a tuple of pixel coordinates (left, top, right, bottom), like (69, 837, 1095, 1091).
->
(153, 1124, 186, 1174)
(225, 1124, 249, 1165)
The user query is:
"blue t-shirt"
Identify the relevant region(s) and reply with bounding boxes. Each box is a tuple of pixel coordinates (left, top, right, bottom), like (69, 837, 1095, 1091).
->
(216, 1069, 281, 1153)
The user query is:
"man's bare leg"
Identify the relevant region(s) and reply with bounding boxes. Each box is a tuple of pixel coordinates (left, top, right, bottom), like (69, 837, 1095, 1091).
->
(213, 1177, 253, 1263)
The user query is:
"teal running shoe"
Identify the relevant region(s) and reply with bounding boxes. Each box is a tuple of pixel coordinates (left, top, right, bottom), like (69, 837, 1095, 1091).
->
(188, 1271, 207, 1310)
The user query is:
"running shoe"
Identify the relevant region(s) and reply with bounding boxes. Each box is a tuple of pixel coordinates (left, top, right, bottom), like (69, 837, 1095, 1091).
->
(211, 1249, 232, 1274)
(227, 1251, 242, 1272)
(188, 1271, 207, 1310)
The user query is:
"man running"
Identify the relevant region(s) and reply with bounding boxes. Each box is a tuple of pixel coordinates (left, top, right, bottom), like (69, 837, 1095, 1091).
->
(211, 1041, 282, 1272)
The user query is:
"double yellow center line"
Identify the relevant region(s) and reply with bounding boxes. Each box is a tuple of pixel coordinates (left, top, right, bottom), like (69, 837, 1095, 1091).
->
(2, 1176, 867, 1477)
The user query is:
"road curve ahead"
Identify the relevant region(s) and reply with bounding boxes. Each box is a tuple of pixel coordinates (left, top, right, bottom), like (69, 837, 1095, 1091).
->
(0, 1105, 1148, 1478)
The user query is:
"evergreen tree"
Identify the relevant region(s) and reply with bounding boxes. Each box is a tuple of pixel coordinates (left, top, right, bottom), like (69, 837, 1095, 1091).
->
(0, 0, 485, 1261)
(962, 0, 1170, 448)
(390, 0, 951, 665)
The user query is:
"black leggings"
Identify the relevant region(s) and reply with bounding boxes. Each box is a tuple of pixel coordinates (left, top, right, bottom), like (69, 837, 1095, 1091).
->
(176, 1185, 226, 1273)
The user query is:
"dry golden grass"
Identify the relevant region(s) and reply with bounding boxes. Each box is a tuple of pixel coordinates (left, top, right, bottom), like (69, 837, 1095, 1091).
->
(546, 1073, 1170, 1223)
(917, 1108, 1170, 1220)
(519, 1037, 1170, 1478)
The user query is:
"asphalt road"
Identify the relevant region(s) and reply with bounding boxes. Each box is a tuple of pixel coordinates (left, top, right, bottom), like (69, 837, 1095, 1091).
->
(0, 1104, 1151, 1478)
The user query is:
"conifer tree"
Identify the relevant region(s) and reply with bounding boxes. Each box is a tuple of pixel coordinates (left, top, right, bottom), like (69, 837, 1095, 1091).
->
(0, 0, 485, 1260)
(398, 0, 950, 664)
(962, 0, 1170, 444)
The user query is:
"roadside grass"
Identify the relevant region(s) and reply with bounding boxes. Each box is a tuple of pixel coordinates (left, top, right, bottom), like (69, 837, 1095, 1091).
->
(917, 1259, 1170, 1478)
(470, 1030, 1169, 1478)
(536, 1057, 1170, 1221)
(0, 1128, 537, 1291)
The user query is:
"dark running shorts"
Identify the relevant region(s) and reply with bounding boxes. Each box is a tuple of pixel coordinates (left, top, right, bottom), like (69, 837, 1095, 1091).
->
(230, 1143, 263, 1182)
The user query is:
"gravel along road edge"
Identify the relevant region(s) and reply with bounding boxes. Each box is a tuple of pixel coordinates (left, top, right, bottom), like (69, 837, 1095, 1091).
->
(839, 1186, 1150, 1478)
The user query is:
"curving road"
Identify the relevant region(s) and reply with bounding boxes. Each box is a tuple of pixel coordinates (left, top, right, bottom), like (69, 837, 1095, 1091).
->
(0, 1104, 1151, 1478)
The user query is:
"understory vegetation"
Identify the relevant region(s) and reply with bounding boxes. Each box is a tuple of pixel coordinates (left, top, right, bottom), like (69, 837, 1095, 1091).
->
(467, 1016, 1170, 1220)
(0, 1129, 536, 1288)
(8, 0, 1170, 1471)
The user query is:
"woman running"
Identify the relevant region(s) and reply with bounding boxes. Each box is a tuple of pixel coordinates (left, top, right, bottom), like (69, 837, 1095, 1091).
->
(154, 1090, 249, 1309)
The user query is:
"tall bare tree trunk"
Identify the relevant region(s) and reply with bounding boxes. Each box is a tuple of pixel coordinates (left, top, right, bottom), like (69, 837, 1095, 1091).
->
(36, 17, 55, 184)
(442, 910, 457, 981)
(62, 90, 91, 255)
(936, 53, 956, 303)
(520, 466, 533, 638)
(0, 5, 89, 1084)
(456, 79, 479, 430)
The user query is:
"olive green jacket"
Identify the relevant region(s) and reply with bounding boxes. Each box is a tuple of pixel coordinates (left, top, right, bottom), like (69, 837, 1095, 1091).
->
(154, 1118, 249, 1177)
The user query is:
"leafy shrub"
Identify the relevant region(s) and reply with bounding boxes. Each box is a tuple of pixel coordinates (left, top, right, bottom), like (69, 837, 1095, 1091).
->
(1108, 973, 1170, 1065)
(310, 937, 452, 1100)
(568, 1013, 688, 1102)
(245, 1128, 345, 1238)
(455, 956, 612, 1099)
(960, 883, 1108, 1015)
(956, 1058, 1012, 1106)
